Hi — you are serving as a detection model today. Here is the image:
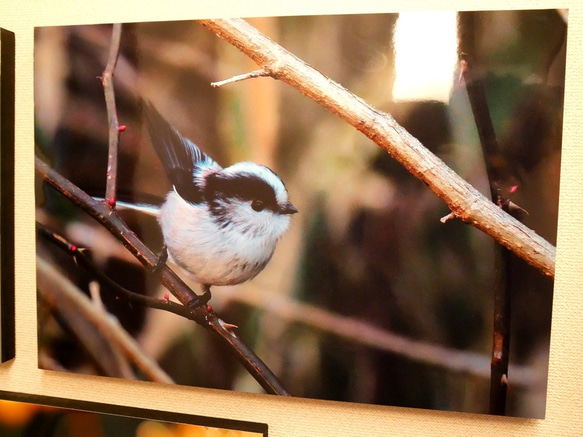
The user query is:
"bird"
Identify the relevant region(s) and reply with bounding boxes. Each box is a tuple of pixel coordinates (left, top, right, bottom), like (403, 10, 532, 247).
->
(141, 101, 297, 298)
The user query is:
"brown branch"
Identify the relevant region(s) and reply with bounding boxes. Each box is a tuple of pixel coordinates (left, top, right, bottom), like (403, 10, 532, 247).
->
(198, 18, 556, 278)
(101, 23, 123, 206)
(35, 157, 290, 396)
(37, 157, 202, 306)
(462, 55, 512, 416)
(458, 12, 514, 415)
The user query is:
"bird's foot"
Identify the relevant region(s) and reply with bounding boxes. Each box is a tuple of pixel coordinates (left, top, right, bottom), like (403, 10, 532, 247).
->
(151, 245, 169, 274)
(188, 284, 212, 308)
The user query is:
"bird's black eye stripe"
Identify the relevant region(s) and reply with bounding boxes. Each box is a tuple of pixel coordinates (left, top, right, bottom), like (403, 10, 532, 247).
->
(205, 172, 279, 212)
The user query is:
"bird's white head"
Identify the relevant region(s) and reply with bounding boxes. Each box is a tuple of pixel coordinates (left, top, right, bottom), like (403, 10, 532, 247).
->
(203, 161, 297, 242)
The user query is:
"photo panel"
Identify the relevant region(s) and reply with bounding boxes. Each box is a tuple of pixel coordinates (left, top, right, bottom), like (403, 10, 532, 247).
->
(1, 27, 15, 363)
(0, 391, 267, 436)
(34, 10, 566, 418)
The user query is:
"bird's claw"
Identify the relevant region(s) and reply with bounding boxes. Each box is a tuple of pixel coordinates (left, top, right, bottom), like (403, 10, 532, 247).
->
(151, 245, 169, 274)
(187, 284, 212, 308)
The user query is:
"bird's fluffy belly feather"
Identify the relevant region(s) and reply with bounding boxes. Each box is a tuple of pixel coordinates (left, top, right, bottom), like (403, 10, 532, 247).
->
(159, 192, 277, 285)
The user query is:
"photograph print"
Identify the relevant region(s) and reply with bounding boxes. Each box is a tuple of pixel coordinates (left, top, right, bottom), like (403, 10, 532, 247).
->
(0, 396, 267, 436)
(34, 10, 566, 418)
(1, 27, 15, 364)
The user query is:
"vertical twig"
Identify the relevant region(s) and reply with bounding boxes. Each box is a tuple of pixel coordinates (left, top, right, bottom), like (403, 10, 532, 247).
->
(489, 248, 512, 415)
(458, 12, 512, 415)
(101, 23, 123, 206)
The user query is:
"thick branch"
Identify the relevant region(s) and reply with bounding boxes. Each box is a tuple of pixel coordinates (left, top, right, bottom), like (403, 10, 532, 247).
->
(198, 18, 556, 278)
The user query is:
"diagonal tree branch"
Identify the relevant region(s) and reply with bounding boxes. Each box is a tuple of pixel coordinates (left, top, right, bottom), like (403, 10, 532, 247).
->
(198, 18, 556, 278)
(37, 222, 203, 322)
(35, 157, 290, 396)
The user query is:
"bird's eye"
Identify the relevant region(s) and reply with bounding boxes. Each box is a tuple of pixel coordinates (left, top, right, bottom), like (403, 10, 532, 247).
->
(251, 200, 265, 212)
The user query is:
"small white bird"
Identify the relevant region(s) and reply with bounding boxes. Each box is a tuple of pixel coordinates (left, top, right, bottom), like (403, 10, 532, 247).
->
(142, 101, 297, 296)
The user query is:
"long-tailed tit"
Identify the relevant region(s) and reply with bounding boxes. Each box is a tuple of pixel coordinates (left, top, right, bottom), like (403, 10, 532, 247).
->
(142, 102, 297, 297)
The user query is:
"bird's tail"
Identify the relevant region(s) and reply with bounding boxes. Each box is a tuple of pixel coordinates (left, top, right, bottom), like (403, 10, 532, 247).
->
(91, 195, 161, 218)
(114, 200, 160, 217)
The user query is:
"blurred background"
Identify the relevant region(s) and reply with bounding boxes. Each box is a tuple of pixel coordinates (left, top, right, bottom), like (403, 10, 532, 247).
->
(34, 10, 566, 418)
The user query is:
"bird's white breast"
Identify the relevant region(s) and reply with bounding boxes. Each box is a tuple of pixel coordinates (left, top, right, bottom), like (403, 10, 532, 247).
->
(158, 191, 290, 286)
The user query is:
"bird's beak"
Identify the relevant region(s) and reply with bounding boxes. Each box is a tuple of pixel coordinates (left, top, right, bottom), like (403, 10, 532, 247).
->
(280, 201, 298, 215)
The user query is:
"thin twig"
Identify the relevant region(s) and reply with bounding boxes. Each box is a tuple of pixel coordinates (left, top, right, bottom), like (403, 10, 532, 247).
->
(37, 222, 200, 321)
(101, 23, 123, 206)
(211, 68, 270, 87)
(458, 12, 513, 415)
(37, 156, 202, 307)
(198, 18, 556, 278)
(464, 61, 513, 413)
(489, 252, 512, 415)
(440, 212, 456, 223)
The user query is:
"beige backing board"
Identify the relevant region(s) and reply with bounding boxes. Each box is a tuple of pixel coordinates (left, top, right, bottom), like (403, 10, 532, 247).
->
(1, 1, 583, 436)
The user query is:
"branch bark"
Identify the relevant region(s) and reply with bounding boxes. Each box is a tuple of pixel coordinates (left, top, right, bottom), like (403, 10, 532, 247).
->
(37, 222, 205, 322)
(198, 18, 556, 278)
(458, 11, 514, 415)
(461, 64, 512, 415)
(101, 23, 123, 205)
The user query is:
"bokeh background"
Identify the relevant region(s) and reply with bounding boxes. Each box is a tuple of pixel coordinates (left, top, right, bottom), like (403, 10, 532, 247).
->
(34, 10, 566, 418)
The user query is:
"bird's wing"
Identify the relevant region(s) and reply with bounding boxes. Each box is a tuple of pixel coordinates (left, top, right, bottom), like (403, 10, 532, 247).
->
(142, 100, 220, 204)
